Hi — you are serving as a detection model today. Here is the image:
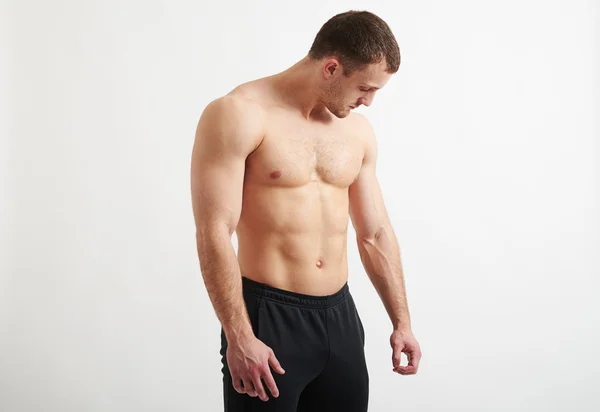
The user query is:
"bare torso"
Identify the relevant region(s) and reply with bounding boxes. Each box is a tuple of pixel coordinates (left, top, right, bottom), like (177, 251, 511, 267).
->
(231, 78, 366, 296)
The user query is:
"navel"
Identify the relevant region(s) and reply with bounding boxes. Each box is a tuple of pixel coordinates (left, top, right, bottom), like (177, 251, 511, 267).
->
(269, 170, 282, 179)
(316, 259, 323, 269)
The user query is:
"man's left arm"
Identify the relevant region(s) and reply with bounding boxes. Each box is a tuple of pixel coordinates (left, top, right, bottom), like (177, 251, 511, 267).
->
(348, 115, 421, 375)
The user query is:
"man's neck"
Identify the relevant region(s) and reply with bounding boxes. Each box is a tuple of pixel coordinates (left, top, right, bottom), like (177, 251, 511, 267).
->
(272, 56, 329, 120)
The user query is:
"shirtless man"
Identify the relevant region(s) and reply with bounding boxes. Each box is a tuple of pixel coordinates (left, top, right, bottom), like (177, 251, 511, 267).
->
(191, 10, 421, 412)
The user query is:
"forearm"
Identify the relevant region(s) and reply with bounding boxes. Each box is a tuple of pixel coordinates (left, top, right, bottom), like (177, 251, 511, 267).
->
(196, 227, 253, 343)
(357, 223, 411, 330)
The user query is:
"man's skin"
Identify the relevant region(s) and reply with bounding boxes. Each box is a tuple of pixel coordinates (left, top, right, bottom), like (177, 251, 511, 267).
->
(191, 54, 421, 403)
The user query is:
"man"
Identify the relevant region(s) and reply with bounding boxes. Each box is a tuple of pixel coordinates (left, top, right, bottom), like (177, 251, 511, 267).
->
(191, 10, 421, 412)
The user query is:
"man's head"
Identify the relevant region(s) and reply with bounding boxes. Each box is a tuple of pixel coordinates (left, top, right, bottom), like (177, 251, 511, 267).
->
(308, 10, 400, 118)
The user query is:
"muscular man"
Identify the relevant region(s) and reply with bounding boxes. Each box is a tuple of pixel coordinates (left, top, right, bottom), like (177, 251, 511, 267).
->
(191, 10, 421, 412)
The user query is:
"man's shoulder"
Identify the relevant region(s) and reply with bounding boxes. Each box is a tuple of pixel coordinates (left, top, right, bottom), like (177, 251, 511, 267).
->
(347, 111, 371, 128)
(198, 89, 268, 153)
(208, 88, 266, 117)
(225, 77, 275, 109)
(347, 112, 376, 142)
(202, 84, 276, 134)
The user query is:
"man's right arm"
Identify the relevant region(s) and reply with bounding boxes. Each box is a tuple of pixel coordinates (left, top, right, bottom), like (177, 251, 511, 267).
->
(190, 95, 263, 344)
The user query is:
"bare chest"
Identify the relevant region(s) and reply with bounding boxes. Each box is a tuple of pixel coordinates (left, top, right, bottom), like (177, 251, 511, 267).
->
(245, 114, 364, 188)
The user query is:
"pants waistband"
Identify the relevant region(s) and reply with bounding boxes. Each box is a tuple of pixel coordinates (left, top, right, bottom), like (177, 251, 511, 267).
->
(242, 276, 350, 309)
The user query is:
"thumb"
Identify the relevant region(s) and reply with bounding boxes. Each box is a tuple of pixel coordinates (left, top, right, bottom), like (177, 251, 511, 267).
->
(268, 349, 285, 374)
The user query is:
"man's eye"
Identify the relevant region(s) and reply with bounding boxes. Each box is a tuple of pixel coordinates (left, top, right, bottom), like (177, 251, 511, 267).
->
(360, 87, 369, 92)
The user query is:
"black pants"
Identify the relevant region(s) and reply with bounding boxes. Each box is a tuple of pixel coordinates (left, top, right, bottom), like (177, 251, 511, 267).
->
(220, 276, 369, 411)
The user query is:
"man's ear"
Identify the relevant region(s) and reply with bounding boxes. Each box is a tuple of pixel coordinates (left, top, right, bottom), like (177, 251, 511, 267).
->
(323, 59, 340, 78)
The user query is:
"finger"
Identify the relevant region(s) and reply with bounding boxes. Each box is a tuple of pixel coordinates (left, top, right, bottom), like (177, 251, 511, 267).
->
(394, 352, 416, 374)
(394, 365, 417, 374)
(262, 369, 280, 398)
(242, 378, 257, 397)
(268, 350, 286, 375)
(408, 350, 421, 371)
(232, 377, 246, 394)
(392, 351, 402, 369)
(252, 373, 269, 402)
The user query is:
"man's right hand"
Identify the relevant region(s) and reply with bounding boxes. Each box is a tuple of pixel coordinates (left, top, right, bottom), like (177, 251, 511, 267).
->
(226, 334, 286, 402)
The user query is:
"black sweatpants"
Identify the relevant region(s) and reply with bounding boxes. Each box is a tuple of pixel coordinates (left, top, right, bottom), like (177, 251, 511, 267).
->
(220, 276, 369, 411)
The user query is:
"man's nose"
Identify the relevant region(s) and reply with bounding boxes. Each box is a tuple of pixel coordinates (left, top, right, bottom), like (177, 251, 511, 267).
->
(358, 96, 371, 107)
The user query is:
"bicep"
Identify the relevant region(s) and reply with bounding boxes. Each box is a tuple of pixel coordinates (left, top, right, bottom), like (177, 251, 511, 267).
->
(190, 97, 262, 236)
(191, 143, 245, 236)
(348, 115, 389, 240)
(349, 163, 387, 240)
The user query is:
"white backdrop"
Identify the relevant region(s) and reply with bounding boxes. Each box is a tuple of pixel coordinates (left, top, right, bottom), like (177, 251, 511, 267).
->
(2, 1, 599, 411)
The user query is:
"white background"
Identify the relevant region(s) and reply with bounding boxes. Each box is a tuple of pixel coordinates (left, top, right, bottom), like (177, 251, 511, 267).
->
(2, 0, 599, 411)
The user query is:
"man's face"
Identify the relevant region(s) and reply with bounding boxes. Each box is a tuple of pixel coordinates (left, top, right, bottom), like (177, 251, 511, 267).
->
(323, 60, 392, 118)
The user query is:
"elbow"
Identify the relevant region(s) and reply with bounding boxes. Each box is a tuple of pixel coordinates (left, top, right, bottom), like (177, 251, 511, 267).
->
(196, 221, 234, 247)
(356, 225, 385, 246)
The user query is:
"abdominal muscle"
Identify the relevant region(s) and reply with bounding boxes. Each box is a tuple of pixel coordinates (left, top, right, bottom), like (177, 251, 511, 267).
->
(236, 182, 351, 296)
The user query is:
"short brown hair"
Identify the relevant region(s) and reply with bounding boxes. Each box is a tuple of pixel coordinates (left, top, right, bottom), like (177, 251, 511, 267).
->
(308, 10, 400, 76)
